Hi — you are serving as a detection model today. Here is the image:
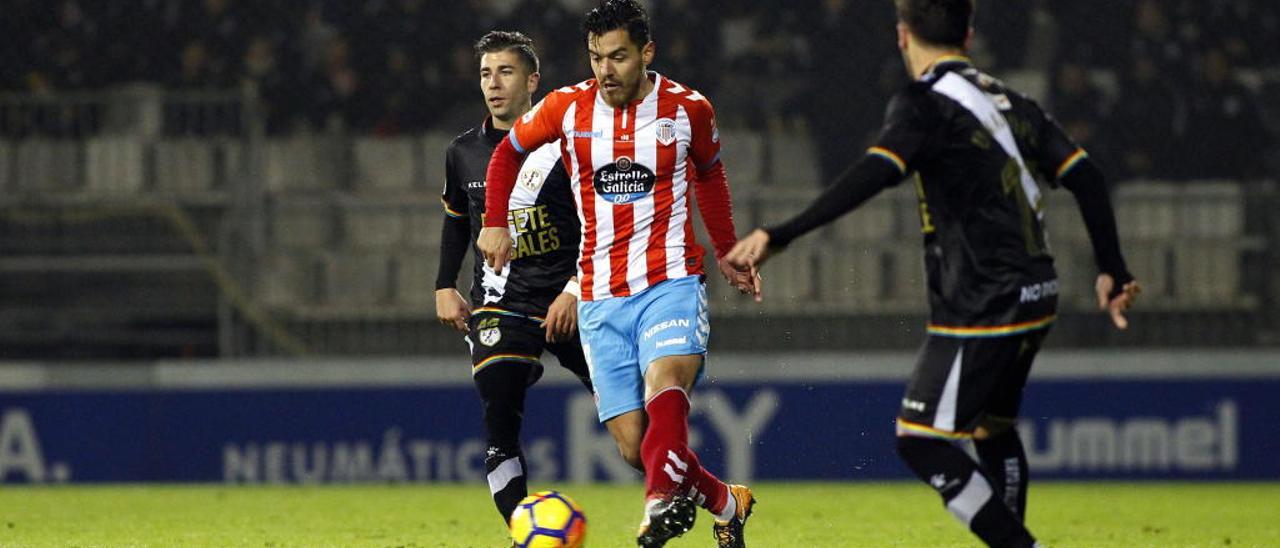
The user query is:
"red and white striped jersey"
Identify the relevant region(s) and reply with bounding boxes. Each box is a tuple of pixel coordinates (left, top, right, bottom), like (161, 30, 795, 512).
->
(494, 72, 733, 301)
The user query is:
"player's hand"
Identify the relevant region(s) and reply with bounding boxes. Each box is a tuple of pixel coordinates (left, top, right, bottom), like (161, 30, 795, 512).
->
(434, 288, 472, 333)
(1095, 273, 1140, 330)
(544, 291, 578, 343)
(718, 258, 761, 302)
(724, 229, 772, 302)
(477, 227, 513, 271)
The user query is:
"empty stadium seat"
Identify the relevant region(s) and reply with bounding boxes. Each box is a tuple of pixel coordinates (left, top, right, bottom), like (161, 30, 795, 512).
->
(719, 130, 765, 188)
(1173, 243, 1240, 305)
(422, 132, 454, 190)
(216, 139, 245, 189)
(353, 137, 417, 193)
(884, 247, 928, 310)
(1041, 189, 1091, 244)
(258, 252, 323, 309)
(817, 245, 886, 312)
(270, 199, 334, 248)
(829, 195, 895, 241)
(1177, 181, 1243, 238)
(766, 130, 820, 187)
(1121, 242, 1171, 301)
(15, 139, 81, 193)
(154, 139, 215, 194)
(0, 140, 11, 192)
(323, 251, 393, 306)
(751, 190, 820, 229)
(85, 136, 145, 194)
(758, 243, 818, 313)
(391, 253, 437, 307)
(339, 199, 405, 249)
(264, 136, 339, 193)
(1115, 181, 1177, 240)
(404, 207, 446, 249)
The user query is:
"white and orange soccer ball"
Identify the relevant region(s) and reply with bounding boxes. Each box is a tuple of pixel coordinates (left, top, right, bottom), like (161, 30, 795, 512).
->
(509, 490, 587, 547)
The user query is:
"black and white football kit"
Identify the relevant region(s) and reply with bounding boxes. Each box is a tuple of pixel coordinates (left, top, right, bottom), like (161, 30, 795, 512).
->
(765, 57, 1133, 547)
(437, 117, 592, 523)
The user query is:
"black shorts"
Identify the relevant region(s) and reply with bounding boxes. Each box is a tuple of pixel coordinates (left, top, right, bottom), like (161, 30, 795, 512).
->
(896, 328, 1050, 439)
(467, 311, 592, 390)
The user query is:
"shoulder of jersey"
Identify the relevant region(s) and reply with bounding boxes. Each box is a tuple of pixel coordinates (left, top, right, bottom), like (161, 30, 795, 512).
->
(526, 140, 564, 162)
(549, 79, 598, 100)
(657, 75, 711, 108)
(449, 125, 482, 148)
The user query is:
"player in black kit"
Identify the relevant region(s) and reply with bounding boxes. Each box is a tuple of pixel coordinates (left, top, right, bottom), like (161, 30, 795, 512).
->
(435, 31, 593, 527)
(727, 1, 1140, 546)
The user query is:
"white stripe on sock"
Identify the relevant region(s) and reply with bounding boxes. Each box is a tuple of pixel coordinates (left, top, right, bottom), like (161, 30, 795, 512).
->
(945, 470, 993, 527)
(714, 485, 737, 522)
(486, 457, 523, 495)
(663, 463, 686, 484)
(666, 450, 689, 471)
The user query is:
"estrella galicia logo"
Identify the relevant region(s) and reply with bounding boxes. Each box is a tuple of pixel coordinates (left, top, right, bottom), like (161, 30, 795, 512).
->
(593, 156, 655, 204)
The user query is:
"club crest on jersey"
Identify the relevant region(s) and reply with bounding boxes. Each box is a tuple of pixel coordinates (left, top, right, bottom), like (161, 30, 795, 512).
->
(656, 118, 677, 146)
(478, 326, 501, 346)
(594, 156, 656, 204)
(518, 168, 543, 191)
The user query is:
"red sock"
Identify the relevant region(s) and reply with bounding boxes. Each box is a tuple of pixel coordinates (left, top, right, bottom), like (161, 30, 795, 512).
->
(640, 387, 730, 514)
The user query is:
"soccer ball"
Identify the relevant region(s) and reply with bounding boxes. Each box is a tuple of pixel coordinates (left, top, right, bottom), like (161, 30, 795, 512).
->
(509, 490, 587, 547)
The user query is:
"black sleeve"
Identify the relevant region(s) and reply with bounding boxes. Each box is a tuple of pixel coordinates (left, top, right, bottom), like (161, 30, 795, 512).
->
(435, 147, 472, 290)
(1032, 102, 1087, 186)
(763, 86, 934, 248)
(1059, 156, 1133, 290)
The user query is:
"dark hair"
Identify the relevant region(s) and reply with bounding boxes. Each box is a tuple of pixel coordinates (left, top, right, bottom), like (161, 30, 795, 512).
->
(473, 30, 539, 74)
(895, 0, 974, 49)
(583, 0, 651, 48)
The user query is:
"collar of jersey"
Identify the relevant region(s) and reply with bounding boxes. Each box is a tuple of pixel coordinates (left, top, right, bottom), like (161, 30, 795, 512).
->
(481, 115, 509, 145)
(596, 71, 662, 110)
(923, 55, 973, 81)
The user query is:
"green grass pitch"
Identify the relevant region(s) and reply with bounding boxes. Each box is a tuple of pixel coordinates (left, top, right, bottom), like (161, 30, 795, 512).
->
(1, 482, 1277, 546)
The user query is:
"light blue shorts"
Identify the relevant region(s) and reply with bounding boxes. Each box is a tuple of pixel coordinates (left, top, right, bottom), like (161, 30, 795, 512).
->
(578, 276, 710, 422)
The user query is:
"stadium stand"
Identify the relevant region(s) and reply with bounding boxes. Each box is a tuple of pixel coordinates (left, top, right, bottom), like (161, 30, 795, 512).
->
(0, 0, 1276, 358)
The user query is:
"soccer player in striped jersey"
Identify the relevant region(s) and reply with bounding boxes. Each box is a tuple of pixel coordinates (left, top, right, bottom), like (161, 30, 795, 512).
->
(435, 31, 593, 532)
(477, 2, 757, 546)
(727, 1, 1140, 546)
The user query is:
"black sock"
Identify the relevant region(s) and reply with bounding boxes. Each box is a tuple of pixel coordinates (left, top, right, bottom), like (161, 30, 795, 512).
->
(975, 429, 1029, 520)
(485, 445, 529, 523)
(896, 436, 1037, 548)
(475, 364, 534, 523)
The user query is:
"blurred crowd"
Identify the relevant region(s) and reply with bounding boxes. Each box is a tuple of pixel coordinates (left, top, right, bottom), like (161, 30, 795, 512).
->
(3, 0, 1276, 181)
